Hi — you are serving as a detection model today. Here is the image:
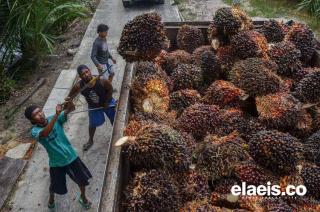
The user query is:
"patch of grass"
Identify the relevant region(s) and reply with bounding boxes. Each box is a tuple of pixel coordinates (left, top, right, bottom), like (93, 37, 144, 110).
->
(222, 0, 320, 38)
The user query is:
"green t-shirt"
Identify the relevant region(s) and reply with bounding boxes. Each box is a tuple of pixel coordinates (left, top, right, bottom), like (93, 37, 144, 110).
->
(31, 112, 77, 167)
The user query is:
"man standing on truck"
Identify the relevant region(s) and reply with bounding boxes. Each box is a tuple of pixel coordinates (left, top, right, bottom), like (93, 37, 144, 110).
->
(66, 64, 116, 151)
(91, 24, 117, 84)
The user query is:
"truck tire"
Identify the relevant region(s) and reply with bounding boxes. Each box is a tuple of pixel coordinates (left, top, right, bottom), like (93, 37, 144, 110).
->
(122, 0, 131, 7)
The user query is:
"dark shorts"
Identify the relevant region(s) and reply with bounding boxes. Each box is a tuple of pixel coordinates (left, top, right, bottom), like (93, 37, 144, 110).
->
(49, 157, 92, 195)
(88, 98, 117, 128)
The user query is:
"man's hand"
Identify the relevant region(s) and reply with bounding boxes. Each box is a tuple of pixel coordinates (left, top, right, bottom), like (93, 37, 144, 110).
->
(97, 64, 104, 71)
(111, 58, 116, 64)
(56, 104, 63, 115)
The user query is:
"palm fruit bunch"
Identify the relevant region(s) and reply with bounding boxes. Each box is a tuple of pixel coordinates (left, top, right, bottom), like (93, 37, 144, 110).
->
(130, 72, 169, 113)
(180, 199, 217, 211)
(303, 130, 320, 165)
(229, 57, 282, 97)
(231, 31, 268, 60)
(171, 64, 203, 91)
(256, 92, 302, 130)
(216, 108, 265, 140)
(196, 136, 249, 181)
(262, 199, 293, 212)
(199, 49, 220, 86)
(117, 12, 168, 62)
(212, 177, 239, 195)
(238, 196, 265, 211)
(133, 61, 172, 90)
(248, 130, 302, 175)
(233, 161, 277, 186)
(210, 192, 240, 209)
(121, 123, 191, 172)
(124, 169, 181, 211)
(213, 7, 252, 36)
(279, 173, 304, 195)
(173, 170, 210, 203)
(203, 132, 246, 146)
(216, 46, 236, 76)
(300, 165, 320, 199)
(202, 80, 246, 109)
(257, 19, 285, 43)
(268, 41, 302, 77)
(293, 70, 320, 103)
(285, 23, 315, 63)
(289, 198, 320, 212)
(292, 67, 319, 86)
(288, 109, 313, 139)
(192, 45, 213, 66)
(176, 103, 222, 140)
(169, 89, 201, 117)
(176, 25, 205, 53)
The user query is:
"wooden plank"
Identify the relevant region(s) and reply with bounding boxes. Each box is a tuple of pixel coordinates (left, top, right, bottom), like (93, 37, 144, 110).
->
(0, 157, 26, 209)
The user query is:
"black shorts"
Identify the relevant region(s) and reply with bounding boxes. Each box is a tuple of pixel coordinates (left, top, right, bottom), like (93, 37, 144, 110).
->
(49, 157, 92, 195)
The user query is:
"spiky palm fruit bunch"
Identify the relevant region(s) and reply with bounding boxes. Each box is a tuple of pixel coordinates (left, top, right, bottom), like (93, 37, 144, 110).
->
(285, 23, 315, 63)
(268, 41, 302, 77)
(258, 20, 285, 43)
(212, 177, 239, 194)
(117, 12, 168, 62)
(292, 67, 319, 87)
(154, 50, 192, 76)
(200, 50, 221, 86)
(213, 7, 252, 36)
(230, 58, 282, 97)
(124, 169, 181, 211)
(289, 198, 320, 212)
(192, 45, 213, 66)
(238, 196, 265, 212)
(304, 130, 320, 165)
(169, 89, 201, 117)
(177, 25, 205, 53)
(174, 170, 210, 203)
(176, 103, 222, 140)
(288, 110, 313, 139)
(171, 64, 203, 92)
(233, 161, 277, 186)
(180, 199, 217, 211)
(231, 31, 268, 60)
(262, 199, 293, 212)
(122, 123, 191, 172)
(196, 138, 249, 181)
(249, 130, 303, 175)
(294, 71, 320, 103)
(300, 165, 320, 199)
(256, 92, 302, 130)
(131, 73, 169, 113)
(216, 46, 236, 76)
(202, 80, 246, 109)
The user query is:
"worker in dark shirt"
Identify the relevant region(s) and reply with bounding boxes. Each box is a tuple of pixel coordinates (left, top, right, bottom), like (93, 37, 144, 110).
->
(91, 24, 116, 83)
(66, 65, 116, 151)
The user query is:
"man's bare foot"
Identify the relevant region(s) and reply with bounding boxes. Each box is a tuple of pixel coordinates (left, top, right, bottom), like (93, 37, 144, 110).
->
(83, 141, 93, 151)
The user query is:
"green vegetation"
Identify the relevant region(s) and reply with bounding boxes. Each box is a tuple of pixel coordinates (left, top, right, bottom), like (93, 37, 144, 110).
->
(223, 0, 320, 38)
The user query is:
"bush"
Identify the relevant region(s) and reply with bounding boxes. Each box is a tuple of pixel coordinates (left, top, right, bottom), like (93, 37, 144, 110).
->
(298, 0, 320, 18)
(0, 65, 14, 104)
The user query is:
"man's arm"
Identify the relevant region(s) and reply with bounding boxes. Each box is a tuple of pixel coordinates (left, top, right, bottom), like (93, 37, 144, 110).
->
(107, 47, 116, 64)
(39, 105, 62, 138)
(66, 82, 81, 100)
(101, 78, 113, 108)
(91, 41, 103, 69)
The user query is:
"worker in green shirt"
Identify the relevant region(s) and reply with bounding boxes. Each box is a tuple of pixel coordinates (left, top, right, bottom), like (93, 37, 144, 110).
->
(24, 103, 92, 210)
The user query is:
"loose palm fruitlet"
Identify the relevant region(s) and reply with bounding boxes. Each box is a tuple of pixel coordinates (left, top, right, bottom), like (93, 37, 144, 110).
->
(285, 23, 315, 63)
(249, 130, 303, 175)
(121, 123, 191, 172)
(293, 70, 320, 104)
(117, 12, 168, 62)
(169, 89, 201, 117)
(124, 169, 181, 211)
(176, 25, 205, 53)
(258, 19, 285, 43)
(202, 80, 246, 109)
(268, 41, 302, 77)
(171, 64, 203, 91)
(176, 103, 222, 140)
(304, 130, 320, 165)
(196, 135, 249, 181)
(213, 7, 252, 36)
(130, 72, 169, 113)
(231, 30, 268, 60)
(300, 165, 320, 200)
(256, 92, 302, 130)
(230, 57, 282, 97)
